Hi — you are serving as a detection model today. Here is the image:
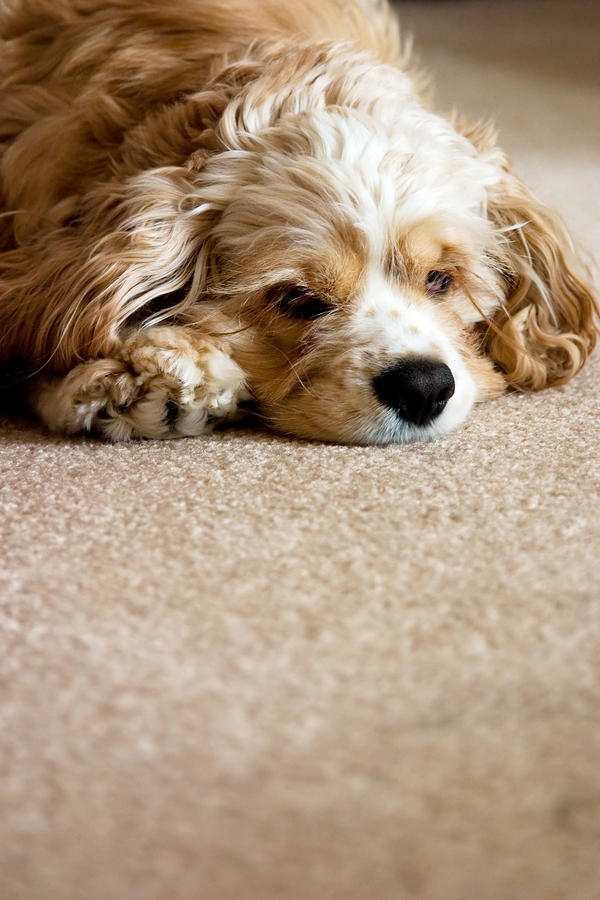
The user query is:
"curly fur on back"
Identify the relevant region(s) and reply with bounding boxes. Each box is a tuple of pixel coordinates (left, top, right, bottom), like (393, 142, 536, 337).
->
(0, 0, 597, 443)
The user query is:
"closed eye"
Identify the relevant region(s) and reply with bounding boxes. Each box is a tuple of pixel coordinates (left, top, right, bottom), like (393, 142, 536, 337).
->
(278, 286, 332, 320)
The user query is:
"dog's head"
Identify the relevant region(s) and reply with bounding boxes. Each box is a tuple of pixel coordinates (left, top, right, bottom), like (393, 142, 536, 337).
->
(122, 43, 598, 443)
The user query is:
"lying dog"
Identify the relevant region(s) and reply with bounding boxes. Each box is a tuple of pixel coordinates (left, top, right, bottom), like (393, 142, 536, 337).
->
(0, 0, 597, 443)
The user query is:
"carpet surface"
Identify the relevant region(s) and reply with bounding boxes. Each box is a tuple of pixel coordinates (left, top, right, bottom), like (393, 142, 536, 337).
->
(1, 3, 600, 899)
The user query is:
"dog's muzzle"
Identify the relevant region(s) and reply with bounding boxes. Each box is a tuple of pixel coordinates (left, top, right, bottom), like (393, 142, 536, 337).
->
(373, 358, 456, 426)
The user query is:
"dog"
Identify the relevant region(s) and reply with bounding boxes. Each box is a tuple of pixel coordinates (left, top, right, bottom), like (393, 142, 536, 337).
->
(0, 0, 597, 443)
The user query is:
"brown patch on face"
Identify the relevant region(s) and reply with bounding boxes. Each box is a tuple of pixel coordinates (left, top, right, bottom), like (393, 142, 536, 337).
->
(304, 242, 367, 308)
(389, 219, 470, 298)
(248, 228, 369, 328)
(226, 236, 369, 407)
(319, 214, 370, 299)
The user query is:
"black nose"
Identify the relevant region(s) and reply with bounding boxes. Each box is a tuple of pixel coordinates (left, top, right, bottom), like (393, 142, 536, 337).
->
(373, 358, 456, 426)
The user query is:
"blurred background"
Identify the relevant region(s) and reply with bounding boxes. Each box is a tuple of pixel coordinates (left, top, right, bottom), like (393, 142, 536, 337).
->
(394, 0, 600, 257)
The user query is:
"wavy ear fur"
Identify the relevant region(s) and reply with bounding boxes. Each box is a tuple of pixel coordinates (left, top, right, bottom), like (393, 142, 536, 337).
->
(486, 164, 598, 390)
(463, 123, 599, 390)
(0, 58, 266, 372)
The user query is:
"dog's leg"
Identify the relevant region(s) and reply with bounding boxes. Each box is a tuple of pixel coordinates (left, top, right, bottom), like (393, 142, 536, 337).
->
(28, 327, 250, 440)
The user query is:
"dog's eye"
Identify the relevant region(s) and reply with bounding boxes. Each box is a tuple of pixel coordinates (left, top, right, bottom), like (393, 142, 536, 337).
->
(426, 271, 453, 295)
(278, 287, 331, 320)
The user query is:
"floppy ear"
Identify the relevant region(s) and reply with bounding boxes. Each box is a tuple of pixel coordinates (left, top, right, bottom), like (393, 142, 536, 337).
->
(0, 59, 266, 371)
(0, 165, 221, 370)
(484, 160, 598, 389)
(461, 122, 598, 390)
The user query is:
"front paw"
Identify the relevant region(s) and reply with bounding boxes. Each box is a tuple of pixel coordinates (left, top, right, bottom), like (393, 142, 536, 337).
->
(29, 358, 140, 437)
(119, 328, 250, 438)
(29, 328, 250, 440)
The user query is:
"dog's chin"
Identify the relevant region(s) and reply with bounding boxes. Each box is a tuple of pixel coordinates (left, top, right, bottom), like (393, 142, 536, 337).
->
(264, 399, 474, 445)
(369, 394, 476, 446)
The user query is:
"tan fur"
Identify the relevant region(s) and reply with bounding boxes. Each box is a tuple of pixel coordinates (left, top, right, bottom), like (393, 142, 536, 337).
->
(0, 0, 597, 443)
(457, 120, 598, 391)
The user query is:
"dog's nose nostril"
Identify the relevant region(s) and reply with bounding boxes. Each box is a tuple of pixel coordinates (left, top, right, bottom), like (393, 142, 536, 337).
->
(373, 358, 456, 426)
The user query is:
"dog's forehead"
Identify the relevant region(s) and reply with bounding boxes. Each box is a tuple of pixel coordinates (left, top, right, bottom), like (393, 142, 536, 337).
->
(212, 100, 502, 300)
(237, 102, 501, 244)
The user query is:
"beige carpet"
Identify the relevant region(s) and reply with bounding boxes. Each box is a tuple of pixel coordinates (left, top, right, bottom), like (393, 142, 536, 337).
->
(1, 3, 600, 899)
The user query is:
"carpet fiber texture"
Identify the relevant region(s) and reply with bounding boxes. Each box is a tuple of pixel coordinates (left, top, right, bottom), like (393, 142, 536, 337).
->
(1, 3, 600, 899)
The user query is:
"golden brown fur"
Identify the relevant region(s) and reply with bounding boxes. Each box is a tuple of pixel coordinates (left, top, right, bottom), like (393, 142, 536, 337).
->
(0, 0, 597, 443)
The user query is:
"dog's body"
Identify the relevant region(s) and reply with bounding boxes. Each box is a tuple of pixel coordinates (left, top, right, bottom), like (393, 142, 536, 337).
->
(0, 0, 597, 442)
